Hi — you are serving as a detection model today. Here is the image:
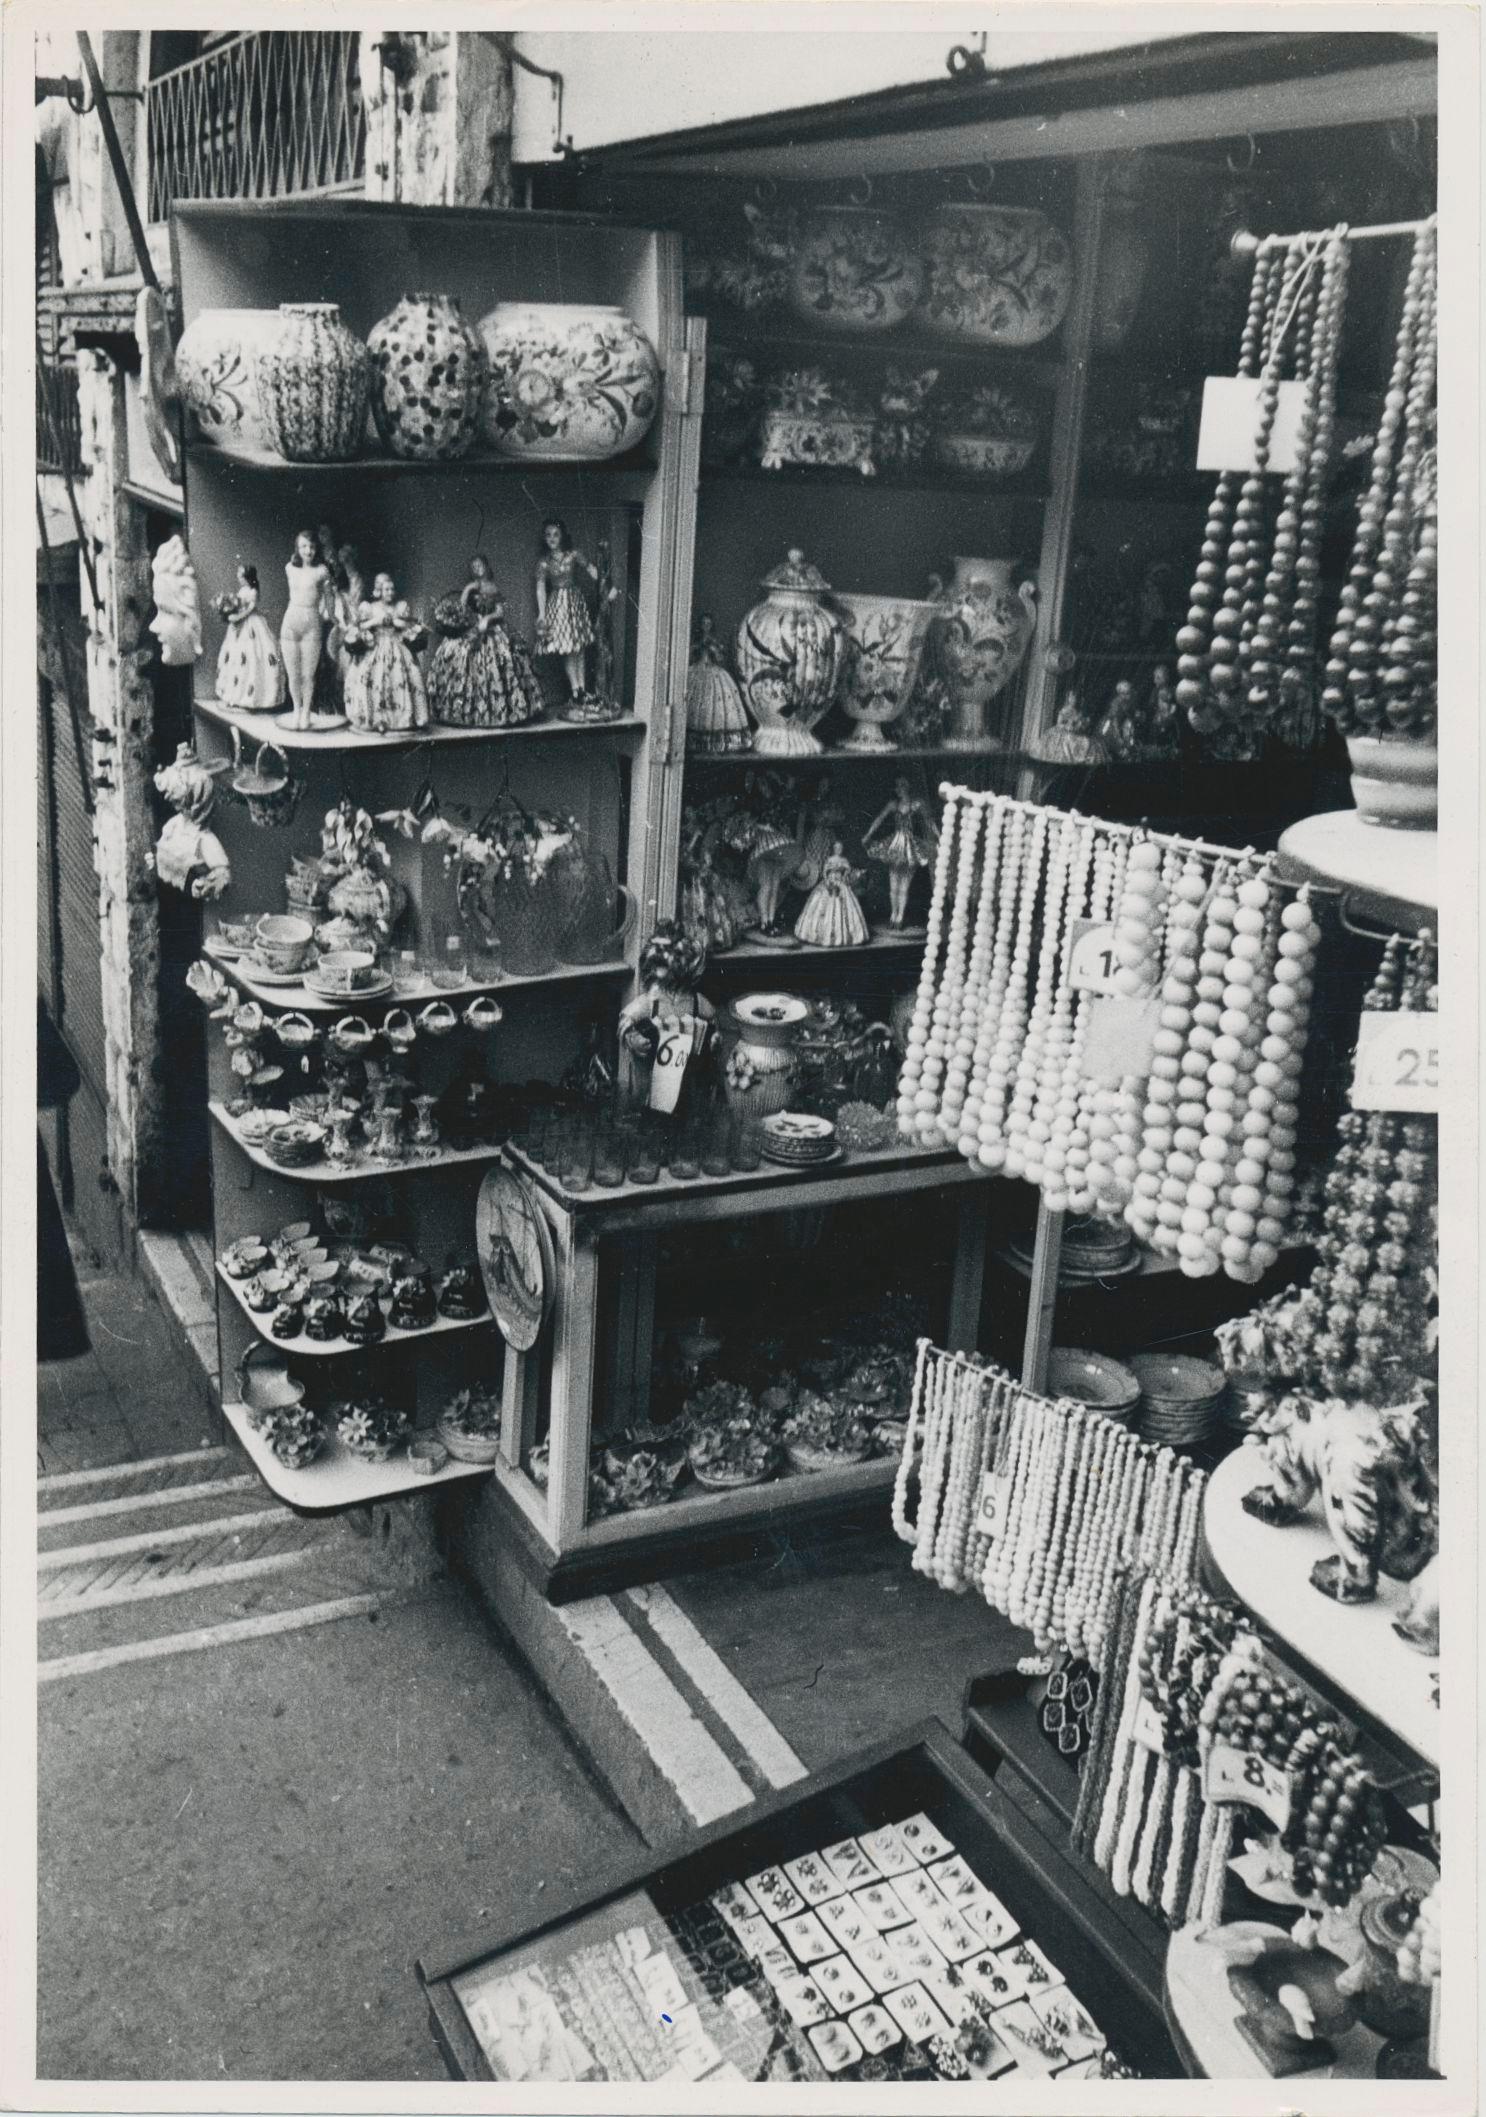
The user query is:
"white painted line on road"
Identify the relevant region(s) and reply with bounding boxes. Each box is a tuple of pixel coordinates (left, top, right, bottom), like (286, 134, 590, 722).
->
(38, 1508, 283, 1571)
(38, 1548, 321, 1620)
(623, 1582, 807, 1791)
(555, 1595, 754, 1828)
(39, 1592, 396, 1683)
(38, 1474, 258, 1528)
(37, 1446, 233, 1494)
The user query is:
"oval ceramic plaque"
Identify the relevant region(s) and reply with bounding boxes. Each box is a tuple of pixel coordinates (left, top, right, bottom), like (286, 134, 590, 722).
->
(476, 1166, 554, 1352)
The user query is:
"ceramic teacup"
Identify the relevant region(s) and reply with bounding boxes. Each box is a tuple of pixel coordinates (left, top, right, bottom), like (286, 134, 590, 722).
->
(316, 950, 377, 995)
(254, 913, 315, 975)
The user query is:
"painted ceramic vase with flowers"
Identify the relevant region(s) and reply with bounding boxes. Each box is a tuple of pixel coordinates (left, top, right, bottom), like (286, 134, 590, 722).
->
(788, 202, 923, 335)
(927, 556, 1039, 748)
(478, 301, 659, 461)
(917, 203, 1073, 347)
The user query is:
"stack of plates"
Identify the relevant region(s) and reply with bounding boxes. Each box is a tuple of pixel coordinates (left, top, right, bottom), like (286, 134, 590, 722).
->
(1128, 1352, 1226, 1447)
(1008, 1213, 1140, 1283)
(1045, 1347, 1141, 1422)
(760, 1112, 838, 1167)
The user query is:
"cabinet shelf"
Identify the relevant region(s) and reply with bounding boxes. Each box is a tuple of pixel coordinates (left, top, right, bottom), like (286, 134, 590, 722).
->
(210, 1100, 503, 1184)
(683, 742, 1003, 768)
(194, 696, 644, 753)
(703, 320, 1064, 384)
(215, 955, 630, 1015)
(223, 1398, 492, 1516)
(702, 462, 1048, 500)
(186, 442, 657, 486)
(218, 1261, 494, 1359)
(703, 931, 925, 970)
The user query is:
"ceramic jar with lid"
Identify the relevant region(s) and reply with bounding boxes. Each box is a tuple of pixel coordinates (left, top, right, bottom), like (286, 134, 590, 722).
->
(256, 303, 372, 462)
(720, 992, 811, 1117)
(734, 548, 847, 756)
(478, 302, 660, 460)
(787, 203, 923, 336)
(917, 204, 1073, 347)
(367, 293, 487, 460)
(927, 556, 1039, 749)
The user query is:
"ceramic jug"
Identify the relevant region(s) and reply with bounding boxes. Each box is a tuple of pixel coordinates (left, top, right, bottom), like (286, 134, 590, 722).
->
(927, 557, 1039, 750)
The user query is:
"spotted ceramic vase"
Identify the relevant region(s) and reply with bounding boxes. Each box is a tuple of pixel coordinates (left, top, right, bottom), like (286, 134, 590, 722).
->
(917, 205, 1074, 348)
(367, 293, 486, 461)
(787, 204, 923, 336)
(174, 308, 282, 454)
(478, 302, 660, 461)
(256, 303, 371, 462)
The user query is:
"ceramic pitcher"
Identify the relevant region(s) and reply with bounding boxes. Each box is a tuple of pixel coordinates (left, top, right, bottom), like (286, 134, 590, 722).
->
(927, 557, 1038, 750)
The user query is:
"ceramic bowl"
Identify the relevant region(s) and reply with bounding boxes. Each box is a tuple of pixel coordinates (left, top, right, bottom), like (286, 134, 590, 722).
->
(931, 431, 1037, 479)
(1046, 1347, 1141, 1417)
(254, 913, 315, 975)
(1128, 1352, 1224, 1407)
(265, 1121, 327, 1169)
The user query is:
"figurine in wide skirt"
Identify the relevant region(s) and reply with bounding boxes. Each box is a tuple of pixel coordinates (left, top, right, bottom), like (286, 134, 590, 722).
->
(428, 555, 545, 727)
(341, 573, 429, 734)
(863, 776, 939, 929)
(685, 614, 752, 754)
(794, 843, 870, 948)
(214, 564, 284, 712)
(534, 518, 617, 706)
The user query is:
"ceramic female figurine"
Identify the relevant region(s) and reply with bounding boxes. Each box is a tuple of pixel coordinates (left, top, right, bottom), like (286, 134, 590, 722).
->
(727, 778, 805, 940)
(280, 527, 330, 731)
(149, 535, 203, 667)
(534, 518, 617, 706)
(213, 563, 285, 712)
(1030, 690, 1108, 766)
(1146, 664, 1181, 760)
(794, 843, 871, 948)
(678, 809, 742, 958)
(617, 922, 715, 1112)
(1098, 679, 1143, 761)
(428, 555, 544, 727)
(685, 615, 752, 755)
(794, 777, 846, 893)
(151, 742, 230, 898)
(342, 573, 429, 734)
(863, 777, 940, 930)
(322, 541, 365, 712)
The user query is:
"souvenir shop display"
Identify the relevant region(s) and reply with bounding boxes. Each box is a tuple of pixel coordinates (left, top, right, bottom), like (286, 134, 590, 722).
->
(366, 292, 486, 462)
(897, 788, 1327, 1282)
(149, 534, 203, 667)
(684, 616, 753, 755)
(425, 557, 545, 728)
(213, 563, 286, 711)
(152, 742, 231, 899)
(734, 549, 847, 757)
(533, 519, 621, 711)
(1318, 220, 1438, 825)
(477, 300, 660, 461)
(863, 779, 939, 931)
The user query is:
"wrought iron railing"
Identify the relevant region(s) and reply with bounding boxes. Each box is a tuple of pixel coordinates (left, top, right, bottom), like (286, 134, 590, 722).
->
(37, 361, 85, 480)
(146, 30, 365, 224)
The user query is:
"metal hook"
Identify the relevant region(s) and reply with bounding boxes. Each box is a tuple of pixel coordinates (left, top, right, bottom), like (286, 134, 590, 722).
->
(1225, 133, 1258, 177)
(846, 175, 874, 208)
(965, 160, 998, 199)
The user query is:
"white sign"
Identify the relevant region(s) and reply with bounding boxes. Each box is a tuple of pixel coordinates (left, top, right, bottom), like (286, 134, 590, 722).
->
(1350, 1011, 1440, 1114)
(1204, 1740, 1295, 1832)
(1068, 918, 1119, 995)
(1082, 995, 1161, 1083)
(1130, 1694, 1167, 1754)
(648, 1024, 693, 1113)
(977, 1470, 1010, 1538)
(1196, 376, 1308, 474)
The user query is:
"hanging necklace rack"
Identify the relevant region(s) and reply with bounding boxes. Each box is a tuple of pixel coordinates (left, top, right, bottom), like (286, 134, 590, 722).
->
(1230, 212, 1436, 259)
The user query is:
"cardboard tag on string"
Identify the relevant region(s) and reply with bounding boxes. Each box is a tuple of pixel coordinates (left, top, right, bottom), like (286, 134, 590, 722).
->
(1130, 1695, 1167, 1755)
(1350, 1012, 1440, 1114)
(1204, 1741, 1296, 1832)
(1067, 918, 1119, 996)
(1196, 376, 1307, 474)
(648, 1016, 699, 1114)
(1082, 995, 1161, 1083)
(977, 1470, 1011, 1538)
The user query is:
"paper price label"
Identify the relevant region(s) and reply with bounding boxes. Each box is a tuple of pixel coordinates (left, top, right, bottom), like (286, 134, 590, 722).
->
(1196, 375, 1307, 474)
(1204, 1740, 1295, 1831)
(648, 1026, 692, 1113)
(1350, 1012, 1440, 1114)
(1068, 918, 1119, 995)
(1082, 995, 1161, 1084)
(977, 1469, 1010, 1537)
(1130, 1694, 1167, 1754)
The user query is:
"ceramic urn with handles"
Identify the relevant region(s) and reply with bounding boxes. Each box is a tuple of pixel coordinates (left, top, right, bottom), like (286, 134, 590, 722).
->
(927, 557, 1039, 750)
(734, 548, 847, 756)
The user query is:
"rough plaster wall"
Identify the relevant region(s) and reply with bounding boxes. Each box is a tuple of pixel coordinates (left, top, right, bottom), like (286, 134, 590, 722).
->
(360, 31, 514, 209)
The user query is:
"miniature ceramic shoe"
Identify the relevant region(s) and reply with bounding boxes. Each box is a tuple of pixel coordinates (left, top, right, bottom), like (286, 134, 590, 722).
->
(387, 1266, 437, 1332)
(436, 1257, 486, 1319)
(221, 1239, 268, 1279)
(241, 1275, 276, 1312)
(270, 1301, 304, 1339)
(341, 1289, 387, 1344)
(302, 1292, 345, 1342)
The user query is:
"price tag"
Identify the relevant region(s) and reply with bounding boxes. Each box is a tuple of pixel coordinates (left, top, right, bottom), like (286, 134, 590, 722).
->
(648, 1023, 693, 1113)
(1082, 995, 1161, 1083)
(977, 1469, 1010, 1537)
(1130, 1694, 1167, 1754)
(1204, 1740, 1296, 1831)
(1196, 375, 1307, 474)
(1068, 918, 1119, 995)
(1350, 1011, 1440, 1113)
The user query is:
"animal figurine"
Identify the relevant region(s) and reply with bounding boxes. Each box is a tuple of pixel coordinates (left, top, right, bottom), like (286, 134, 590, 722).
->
(1240, 1392, 1438, 1605)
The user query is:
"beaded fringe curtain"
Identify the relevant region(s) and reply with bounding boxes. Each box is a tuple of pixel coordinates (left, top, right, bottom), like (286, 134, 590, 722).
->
(896, 790, 1323, 1283)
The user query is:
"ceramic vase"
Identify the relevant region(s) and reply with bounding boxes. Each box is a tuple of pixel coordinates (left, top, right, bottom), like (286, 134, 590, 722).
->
(255, 303, 371, 462)
(478, 302, 660, 461)
(734, 549, 846, 757)
(367, 292, 486, 460)
(928, 557, 1038, 749)
(787, 204, 923, 336)
(916, 204, 1074, 348)
(1345, 736, 1438, 830)
(833, 593, 938, 751)
(174, 308, 282, 454)
(720, 993, 809, 1117)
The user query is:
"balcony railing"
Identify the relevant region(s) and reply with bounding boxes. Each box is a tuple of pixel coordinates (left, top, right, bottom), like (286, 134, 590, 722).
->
(37, 362, 85, 481)
(146, 30, 365, 224)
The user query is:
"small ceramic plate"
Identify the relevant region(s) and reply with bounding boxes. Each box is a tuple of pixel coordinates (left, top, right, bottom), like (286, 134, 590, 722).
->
(240, 956, 308, 988)
(304, 970, 393, 1001)
(204, 934, 242, 961)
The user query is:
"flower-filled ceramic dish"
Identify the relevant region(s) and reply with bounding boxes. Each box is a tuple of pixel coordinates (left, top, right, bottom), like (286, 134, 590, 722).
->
(782, 1391, 875, 1473)
(260, 1403, 325, 1471)
(436, 1385, 502, 1465)
(931, 385, 1039, 479)
(598, 1443, 690, 1514)
(333, 1398, 411, 1463)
